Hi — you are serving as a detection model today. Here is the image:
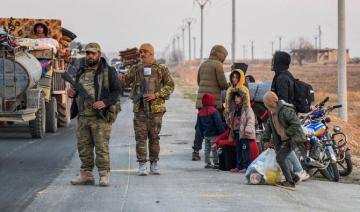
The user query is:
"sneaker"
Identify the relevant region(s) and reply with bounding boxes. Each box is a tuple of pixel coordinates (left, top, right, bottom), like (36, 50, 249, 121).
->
(212, 163, 219, 169)
(239, 168, 247, 174)
(297, 171, 310, 183)
(293, 175, 301, 185)
(150, 161, 160, 175)
(274, 181, 296, 191)
(230, 168, 241, 173)
(138, 162, 148, 176)
(204, 163, 213, 169)
(192, 151, 201, 161)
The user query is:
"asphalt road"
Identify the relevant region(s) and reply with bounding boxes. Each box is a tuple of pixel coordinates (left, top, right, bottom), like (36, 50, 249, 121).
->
(24, 91, 360, 212)
(2, 92, 360, 212)
(0, 96, 127, 212)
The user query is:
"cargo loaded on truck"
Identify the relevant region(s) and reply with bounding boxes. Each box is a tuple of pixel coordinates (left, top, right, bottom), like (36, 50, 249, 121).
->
(0, 17, 77, 138)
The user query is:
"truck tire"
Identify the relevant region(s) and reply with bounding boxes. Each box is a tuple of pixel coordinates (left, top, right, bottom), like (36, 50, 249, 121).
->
(46, 97, 58, 133)
(57, 100, 71, 128)
(29, 94, 46, 138)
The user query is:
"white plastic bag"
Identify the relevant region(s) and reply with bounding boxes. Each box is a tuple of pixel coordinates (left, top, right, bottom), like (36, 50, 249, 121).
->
(245, 149, 283, 185)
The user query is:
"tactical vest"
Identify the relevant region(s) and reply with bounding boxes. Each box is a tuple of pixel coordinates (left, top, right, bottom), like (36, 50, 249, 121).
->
(76, 65, 121, 122)
(77, 68, 97, 117)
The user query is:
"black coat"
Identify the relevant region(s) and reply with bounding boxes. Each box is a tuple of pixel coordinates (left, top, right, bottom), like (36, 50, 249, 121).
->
(271, 70, 295, 105)
(70, 57, 121, 119)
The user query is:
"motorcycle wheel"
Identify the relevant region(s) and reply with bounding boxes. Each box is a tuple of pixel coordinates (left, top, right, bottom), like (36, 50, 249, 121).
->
(338, 150, 353, 176)
(327, 162, 340, 182)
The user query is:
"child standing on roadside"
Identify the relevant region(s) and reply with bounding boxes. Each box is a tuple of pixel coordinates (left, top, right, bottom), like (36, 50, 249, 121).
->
(195, 93, 225, 168)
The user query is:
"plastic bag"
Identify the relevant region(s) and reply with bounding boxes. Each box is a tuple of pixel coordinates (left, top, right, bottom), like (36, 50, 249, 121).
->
(245, 149, 283, 185)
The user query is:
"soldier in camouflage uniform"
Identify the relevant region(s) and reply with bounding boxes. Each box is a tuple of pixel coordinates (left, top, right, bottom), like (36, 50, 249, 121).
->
(121, 43, 174, 176)
(68, 43, 121, 186)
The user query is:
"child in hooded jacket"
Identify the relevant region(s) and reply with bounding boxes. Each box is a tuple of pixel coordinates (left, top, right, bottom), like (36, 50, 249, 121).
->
(195, 93, 225, 168)
(227, 88, 257, 173)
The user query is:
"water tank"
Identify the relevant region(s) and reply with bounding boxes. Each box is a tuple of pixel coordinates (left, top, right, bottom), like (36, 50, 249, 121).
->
(0, 51, 42, 99)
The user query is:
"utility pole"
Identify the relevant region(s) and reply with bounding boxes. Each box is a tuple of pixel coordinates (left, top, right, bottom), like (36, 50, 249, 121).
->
(172, 37, 176, 54)
(271, 41, 274, 56)
(279, 36, 282, 51)
(314, 36, 318, 49)
(184, 18, 196, 61)
(194, 0, 210, 60)
(251, 40, 254, 60)
(231, 0, 236, 63)
(242, 45, 246, 59)
(318, 25, 322, 50)
(176, 35, 181, 51)
(338, 0, 347, 121)
(193, 37, 197, 59)
(179, 25, 186, 60)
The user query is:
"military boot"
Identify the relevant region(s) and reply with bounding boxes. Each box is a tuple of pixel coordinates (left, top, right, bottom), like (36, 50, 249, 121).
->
(150, 161, 160, 175)
(99, 170, 110, 187)
(71, 170, 95, 185)
(138, 162, 148, 176)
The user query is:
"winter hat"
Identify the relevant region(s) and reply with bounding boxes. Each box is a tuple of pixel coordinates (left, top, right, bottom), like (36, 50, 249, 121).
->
(263, 91, 278, 111)
(140, 43, 154, 55)
(202, 93, 215, 106)
(272, 51, 291, 72)
(140, 43, 155, 66)
(209, 45, 228, 63)
(231, 62, 248, 75)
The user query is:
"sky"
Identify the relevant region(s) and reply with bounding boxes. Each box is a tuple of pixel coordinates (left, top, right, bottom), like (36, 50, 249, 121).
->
(1, 0, 360, 59)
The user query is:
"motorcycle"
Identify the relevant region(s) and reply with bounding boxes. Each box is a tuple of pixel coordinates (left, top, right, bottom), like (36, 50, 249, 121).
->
(298, 97, 343, 182)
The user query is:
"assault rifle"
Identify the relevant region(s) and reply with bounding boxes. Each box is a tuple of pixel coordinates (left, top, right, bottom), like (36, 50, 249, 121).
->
(62, 71, 107, 120)
(132, 78, 150, 118)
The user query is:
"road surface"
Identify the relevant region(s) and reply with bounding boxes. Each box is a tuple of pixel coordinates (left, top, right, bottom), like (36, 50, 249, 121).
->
(1, 92, 360, 212)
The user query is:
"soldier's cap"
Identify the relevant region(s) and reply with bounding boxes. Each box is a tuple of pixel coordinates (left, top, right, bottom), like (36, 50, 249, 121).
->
(85, 43, 101, 53)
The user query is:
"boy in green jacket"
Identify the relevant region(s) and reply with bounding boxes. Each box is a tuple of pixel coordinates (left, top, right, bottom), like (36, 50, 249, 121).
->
(262, 91, 306, 191)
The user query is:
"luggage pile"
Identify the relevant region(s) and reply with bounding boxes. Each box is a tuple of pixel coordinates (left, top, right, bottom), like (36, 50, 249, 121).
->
(119, 47, 140, 66)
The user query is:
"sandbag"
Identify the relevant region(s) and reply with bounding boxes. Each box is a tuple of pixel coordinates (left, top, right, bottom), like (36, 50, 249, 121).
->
(249, 80, 272, 102)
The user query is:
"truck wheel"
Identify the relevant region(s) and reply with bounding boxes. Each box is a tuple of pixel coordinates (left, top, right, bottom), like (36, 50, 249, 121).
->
(46, 97, 58, 133)
(29, 94, 46, 138)
(57, 100, 71, 128)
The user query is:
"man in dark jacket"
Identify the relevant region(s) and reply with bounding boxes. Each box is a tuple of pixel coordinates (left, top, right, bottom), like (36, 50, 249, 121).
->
(262, 91, 306, 191)
(271, 51, 295, 104)
(67, 43, 121, 187)
(270, 51, 310, 183)
(192, 45, 229, 161)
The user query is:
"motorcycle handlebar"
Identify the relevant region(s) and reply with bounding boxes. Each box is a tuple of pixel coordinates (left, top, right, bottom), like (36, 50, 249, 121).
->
(319, 96, 330, 107)
(332, 104, 342, 109)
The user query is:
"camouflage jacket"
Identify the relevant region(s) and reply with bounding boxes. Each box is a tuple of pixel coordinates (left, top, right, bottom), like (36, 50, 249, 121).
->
(261, 100, 306, 151)
(125, 62, 175, 113)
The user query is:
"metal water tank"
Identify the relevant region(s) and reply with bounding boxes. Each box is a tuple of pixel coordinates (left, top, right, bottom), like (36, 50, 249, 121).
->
(0, 51, 42, 99)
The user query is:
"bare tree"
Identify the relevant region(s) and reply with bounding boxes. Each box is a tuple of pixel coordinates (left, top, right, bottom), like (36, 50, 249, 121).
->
(289, 37, 315, 66)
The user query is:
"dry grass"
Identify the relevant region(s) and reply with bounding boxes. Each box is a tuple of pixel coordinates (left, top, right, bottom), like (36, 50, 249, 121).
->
(171, 63, 360, 155)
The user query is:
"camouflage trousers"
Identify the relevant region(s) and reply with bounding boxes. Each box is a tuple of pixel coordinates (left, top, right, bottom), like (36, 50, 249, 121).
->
(77, 116, 112, 171)
(133, 111, 164, 162)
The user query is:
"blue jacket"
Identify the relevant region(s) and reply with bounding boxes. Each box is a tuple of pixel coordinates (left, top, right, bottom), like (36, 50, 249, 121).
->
(195, 106, 225, 138)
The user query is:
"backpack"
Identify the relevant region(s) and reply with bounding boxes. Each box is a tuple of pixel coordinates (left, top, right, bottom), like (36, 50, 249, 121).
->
(290, 76, 314, 113)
